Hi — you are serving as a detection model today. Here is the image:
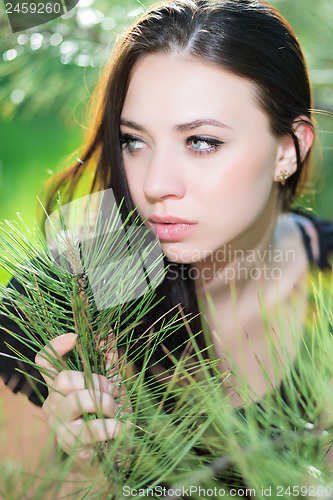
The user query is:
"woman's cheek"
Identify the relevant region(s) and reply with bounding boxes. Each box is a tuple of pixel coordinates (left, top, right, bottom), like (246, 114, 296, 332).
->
(124, 164, 146, 208)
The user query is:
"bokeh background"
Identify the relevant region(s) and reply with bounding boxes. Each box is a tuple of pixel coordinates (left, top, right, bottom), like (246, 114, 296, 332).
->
(0, 0, 332, 285)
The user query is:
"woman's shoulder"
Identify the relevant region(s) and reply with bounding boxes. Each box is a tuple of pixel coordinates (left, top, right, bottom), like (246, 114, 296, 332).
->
(290, 208, 333, 270)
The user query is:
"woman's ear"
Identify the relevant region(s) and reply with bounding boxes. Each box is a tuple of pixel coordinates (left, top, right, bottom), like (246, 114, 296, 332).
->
(274, 116, 315, 182)
(292, 115, 315, 162)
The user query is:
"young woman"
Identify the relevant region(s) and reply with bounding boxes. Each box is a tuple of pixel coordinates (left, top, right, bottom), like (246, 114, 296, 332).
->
(1, 0, 333, 483)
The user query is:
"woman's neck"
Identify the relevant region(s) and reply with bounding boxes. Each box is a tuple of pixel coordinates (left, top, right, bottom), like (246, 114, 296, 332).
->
(192, 198, 311, 405)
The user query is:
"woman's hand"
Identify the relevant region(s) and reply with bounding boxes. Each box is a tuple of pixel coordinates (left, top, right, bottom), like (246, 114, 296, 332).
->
(35, 332, 125, 463)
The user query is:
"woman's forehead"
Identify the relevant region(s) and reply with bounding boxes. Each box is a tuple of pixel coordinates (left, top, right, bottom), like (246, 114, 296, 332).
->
(122, 53, 270, 133)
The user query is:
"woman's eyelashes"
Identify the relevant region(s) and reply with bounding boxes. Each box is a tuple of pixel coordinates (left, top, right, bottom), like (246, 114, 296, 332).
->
(120, 133, 224, 156)
(185, 135, 225, 155)
(120, 134, 147, 154)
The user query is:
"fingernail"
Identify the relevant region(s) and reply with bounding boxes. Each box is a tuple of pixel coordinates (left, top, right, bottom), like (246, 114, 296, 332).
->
(66, 333, 78, 341)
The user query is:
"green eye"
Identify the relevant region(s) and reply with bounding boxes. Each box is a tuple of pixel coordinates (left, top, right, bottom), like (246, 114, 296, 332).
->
(191, 139, 211, 150)
(186, 135, 224, 155)
(120, 134, 146, 153)
(129, 139, 145, 149)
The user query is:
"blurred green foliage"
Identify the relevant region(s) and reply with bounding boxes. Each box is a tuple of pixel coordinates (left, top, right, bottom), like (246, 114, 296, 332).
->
(275, 0, 333, 109)
(0, 0, 153, 118)
(0, 0, 332, 286)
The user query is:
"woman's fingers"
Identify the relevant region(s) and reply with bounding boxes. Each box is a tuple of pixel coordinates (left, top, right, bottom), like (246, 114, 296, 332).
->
(42, 371, 122, 418)
(35, 333, 77, 386)
(57, 418, 123, 454)
(36, 332, 131, 462)
(50, 370, 121, 397)
(47, 389, 121, 426)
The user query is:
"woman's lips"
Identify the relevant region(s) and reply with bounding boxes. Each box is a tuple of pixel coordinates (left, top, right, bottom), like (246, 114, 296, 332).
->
(147, 216, 198, 241)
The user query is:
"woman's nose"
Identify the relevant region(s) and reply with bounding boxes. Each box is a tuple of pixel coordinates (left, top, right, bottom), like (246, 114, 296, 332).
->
(143, 147, 186, 202)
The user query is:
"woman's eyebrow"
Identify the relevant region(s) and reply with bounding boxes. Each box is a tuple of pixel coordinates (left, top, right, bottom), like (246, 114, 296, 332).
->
(175, 119, 235, 132)
(120, 118, 146, 132)
(120, 117, 234, 132)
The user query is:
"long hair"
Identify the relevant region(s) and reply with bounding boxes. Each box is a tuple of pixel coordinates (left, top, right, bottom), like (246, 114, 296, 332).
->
(44, 0, 315, 356)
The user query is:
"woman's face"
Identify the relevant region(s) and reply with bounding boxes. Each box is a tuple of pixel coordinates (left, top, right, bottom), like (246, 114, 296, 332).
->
(120, 53, 283, 263)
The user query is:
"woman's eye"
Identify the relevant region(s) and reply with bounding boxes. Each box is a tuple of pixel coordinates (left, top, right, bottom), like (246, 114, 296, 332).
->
(186, 136, 224, 155)
(120, 134, 146, 154)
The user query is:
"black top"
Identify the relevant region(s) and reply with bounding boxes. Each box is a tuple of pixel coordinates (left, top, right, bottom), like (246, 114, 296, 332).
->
(291, 209, 333, 269)
(0, 210, 332, 407)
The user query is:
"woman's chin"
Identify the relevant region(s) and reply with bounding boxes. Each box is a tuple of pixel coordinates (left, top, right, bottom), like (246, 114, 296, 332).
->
(162, 242, 208, 264)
